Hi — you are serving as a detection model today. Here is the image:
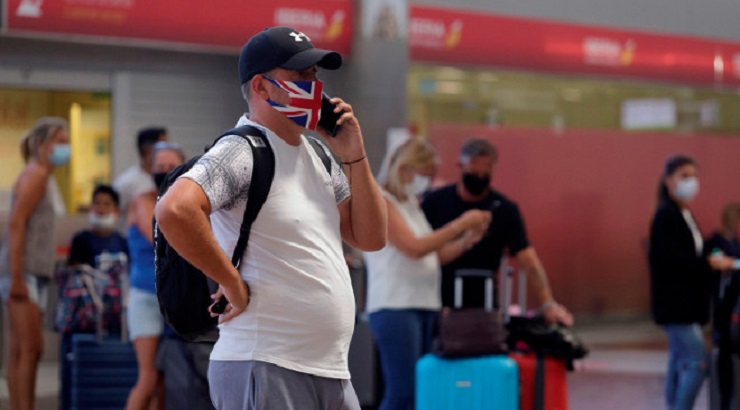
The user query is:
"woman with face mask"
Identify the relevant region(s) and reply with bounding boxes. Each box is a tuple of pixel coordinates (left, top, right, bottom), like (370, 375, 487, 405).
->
(648, 154, 734, 410)
(0, 117, 69, 410)
(125, 141, 185, 410)
(364, 138, 491, 410)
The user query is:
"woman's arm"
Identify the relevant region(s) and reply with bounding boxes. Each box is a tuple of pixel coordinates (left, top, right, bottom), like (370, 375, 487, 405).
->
(437, 228, 486, 265)
(387, 197, 489, 259)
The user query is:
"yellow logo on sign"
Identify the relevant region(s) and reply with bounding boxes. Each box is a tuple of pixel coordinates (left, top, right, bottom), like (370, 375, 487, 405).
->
(444, 20, 463, 49)
(325, 11, 346, 41)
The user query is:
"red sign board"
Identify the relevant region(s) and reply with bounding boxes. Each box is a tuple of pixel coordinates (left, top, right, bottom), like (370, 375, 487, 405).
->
(410, 5, 740, 86)
(4, 0, 353, 54)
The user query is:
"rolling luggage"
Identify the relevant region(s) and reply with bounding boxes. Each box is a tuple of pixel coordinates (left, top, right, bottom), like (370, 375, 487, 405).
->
(67, 333, 138, 409)
(417, 269, 518, 410)
(504, 267, 570, 410)
(511, 352, 568, 410)
(416, 354, 518, 410)
(60, 264, 137, 410)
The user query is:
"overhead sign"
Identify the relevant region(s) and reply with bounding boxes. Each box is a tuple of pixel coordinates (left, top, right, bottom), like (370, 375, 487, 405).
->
(621, 98, 677, 130)
(410, 5, 740, 86)
(4, 0, 353, 54)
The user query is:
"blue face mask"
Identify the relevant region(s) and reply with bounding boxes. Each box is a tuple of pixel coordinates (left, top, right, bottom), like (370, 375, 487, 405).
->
(49, 144, 71, 166)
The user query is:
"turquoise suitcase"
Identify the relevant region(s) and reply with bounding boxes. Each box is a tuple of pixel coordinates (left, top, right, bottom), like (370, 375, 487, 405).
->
(416, 354, 518, 410)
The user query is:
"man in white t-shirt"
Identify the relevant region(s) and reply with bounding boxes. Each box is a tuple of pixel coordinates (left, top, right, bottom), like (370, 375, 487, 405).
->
(113, 127, 168, 215)
(155, 26, 387, 410)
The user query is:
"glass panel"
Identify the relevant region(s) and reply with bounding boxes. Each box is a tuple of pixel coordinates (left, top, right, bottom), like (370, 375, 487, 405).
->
(0, 88, 111, 215)
(408, 65, 740, 137)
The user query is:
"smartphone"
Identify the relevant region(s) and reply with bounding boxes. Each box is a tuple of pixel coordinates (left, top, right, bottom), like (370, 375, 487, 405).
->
(209, 296, 228, 314)
(318, 94, 341, 137)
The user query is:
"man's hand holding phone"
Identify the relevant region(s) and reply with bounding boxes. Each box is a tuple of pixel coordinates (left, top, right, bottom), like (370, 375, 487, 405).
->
(209, 276, 250, 324)
(317, 94, 367, 165)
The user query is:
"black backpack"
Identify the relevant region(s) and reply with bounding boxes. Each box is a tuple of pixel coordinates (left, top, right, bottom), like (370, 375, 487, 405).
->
(154, 124, 331, 342)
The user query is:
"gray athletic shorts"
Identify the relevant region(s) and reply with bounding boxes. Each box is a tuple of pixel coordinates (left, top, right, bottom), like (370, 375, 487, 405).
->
(208, 360, 361, 410)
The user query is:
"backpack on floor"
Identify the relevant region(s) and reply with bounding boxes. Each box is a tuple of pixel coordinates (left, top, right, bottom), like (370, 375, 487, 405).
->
(154, 125, 331, 342)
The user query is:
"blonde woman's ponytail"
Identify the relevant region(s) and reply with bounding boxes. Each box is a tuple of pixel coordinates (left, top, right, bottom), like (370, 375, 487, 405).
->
(20, 133, 33, 163)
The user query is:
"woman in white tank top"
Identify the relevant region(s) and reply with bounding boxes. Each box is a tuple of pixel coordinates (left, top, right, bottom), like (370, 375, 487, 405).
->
(364, 138, 491, 410)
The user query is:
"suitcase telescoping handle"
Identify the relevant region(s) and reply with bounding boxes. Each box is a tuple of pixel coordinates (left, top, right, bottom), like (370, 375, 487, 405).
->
(453, 269, 495, 311)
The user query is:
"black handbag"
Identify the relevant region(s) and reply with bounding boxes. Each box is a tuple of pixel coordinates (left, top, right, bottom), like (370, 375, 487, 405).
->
(433, 269, 508, 358)
(506, 315, 589, 369)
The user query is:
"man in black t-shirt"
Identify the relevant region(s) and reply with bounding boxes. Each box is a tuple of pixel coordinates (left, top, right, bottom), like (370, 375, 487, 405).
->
(422, 138, 573, 325)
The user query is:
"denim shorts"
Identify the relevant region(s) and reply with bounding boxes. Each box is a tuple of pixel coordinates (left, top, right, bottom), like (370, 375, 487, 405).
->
(0, 274, 50, 312)
(127, 287, 164, 340)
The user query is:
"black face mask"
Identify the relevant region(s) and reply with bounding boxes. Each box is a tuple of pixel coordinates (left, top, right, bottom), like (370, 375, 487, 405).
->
(462, 173, 490, 196)
(153, 172, 168, 189)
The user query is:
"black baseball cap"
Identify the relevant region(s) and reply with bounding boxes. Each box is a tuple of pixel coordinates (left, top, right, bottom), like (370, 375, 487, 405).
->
(238, 26, 343, 84)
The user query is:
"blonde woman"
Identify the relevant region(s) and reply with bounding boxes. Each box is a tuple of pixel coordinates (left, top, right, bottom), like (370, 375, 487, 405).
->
(0, 117, 70, 410)
(364, 138, 491, 410)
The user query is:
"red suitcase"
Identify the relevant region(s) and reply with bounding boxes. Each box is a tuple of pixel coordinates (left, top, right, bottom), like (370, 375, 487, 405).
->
(510, 352, 568, 410)
(502, 265, 569, 410)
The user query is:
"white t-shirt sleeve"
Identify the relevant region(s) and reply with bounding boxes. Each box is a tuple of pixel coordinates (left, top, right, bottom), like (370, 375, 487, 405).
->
(312, 138, 350, 204)
(181, 135, 253, 212)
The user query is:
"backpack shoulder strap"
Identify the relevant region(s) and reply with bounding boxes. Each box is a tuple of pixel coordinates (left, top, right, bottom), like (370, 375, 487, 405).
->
(212, 125, 274, 267)
(306, 137, 332, 175)
(209, 125, 267, 152)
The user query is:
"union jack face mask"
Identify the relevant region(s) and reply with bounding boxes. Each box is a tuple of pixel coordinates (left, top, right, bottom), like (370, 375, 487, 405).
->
(263, 75, 324, 130)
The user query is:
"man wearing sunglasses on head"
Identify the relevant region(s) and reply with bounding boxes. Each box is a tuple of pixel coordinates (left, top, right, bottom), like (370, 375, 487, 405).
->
(155, 26, 387, 410)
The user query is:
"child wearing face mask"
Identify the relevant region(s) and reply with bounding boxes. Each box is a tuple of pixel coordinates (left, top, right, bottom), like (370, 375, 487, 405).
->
(60, 184, 129, 409)
(364, 138, 491, 410)
(68, 185, 129, 268)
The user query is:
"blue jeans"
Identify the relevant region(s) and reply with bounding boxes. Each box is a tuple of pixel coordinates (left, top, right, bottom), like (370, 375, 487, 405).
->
(663, 324, 708, 410)
(369, 309, 437, 410)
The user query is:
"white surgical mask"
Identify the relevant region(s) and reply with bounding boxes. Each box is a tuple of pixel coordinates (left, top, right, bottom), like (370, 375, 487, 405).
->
(89, 212, 118, 230)
(405, 174, 431, 198)
(675, 177, 699, 202)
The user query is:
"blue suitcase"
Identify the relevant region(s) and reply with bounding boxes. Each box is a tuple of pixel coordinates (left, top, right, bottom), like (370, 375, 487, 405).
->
(416, 354, 518, 410)
(59, 267, 138, 409)
(67, 333, 138, 409)
(416, 269, 518, 410)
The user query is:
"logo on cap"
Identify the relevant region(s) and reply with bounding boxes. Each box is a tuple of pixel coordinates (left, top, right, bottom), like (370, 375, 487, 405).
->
(289, 32, 311, 43)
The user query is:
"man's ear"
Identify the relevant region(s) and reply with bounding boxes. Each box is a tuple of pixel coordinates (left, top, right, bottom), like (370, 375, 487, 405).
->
(252, 76, 269, 100)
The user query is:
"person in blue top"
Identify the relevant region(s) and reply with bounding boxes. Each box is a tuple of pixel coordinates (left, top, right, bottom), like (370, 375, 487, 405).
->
(125, 141, 185, 410)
